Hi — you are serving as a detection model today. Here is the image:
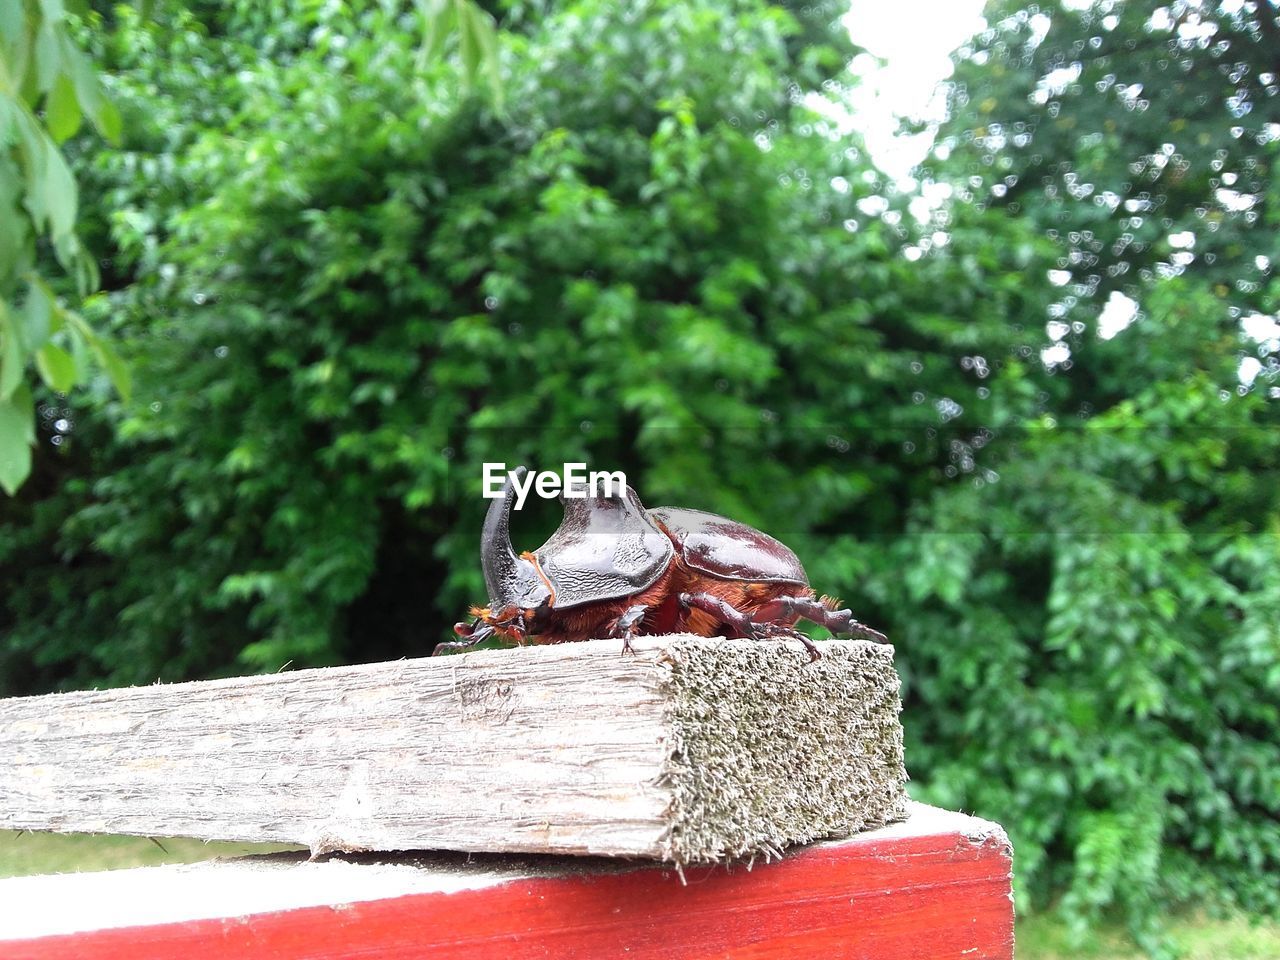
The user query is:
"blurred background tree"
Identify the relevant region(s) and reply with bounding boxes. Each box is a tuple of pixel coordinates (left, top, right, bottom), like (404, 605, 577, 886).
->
(0, 0, 1276, 952)
(900, 0, 1280, 947)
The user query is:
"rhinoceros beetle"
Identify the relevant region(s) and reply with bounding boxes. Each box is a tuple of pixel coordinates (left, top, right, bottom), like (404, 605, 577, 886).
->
(440, 466, 887, 661)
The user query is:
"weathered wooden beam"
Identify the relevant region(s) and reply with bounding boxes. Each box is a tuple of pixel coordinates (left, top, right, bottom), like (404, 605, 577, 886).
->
(0, 636, 907, 864)
(0, 803, 1014, 960)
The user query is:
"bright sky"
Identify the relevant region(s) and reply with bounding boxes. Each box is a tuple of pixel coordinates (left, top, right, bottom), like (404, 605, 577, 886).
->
(841, 0, 989, 181)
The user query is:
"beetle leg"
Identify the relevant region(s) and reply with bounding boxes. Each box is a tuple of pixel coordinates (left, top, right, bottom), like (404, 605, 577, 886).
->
(754, 622, 823, 662)
(606, 604, 649, 656)
(432, 639, 479, 657)
(430, 619, 488, 660)
(432, 622, 496, 657)
(753, 595, 888, 645)
(678, 592, 762, 641)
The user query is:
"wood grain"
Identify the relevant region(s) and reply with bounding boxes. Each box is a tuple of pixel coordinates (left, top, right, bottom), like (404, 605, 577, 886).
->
(0, 636, 907, 863)
(0, 803, 1014, 960)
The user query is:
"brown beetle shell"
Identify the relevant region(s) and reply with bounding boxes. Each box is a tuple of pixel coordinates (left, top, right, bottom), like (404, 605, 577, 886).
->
(648, 507, 809, 586)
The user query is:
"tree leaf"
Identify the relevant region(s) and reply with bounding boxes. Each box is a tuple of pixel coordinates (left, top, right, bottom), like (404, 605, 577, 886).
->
(66, 317, 91, 380)
(21, 280, 54, 349)
(45, 71, 82, 143)
(35, 341, 75, 392)
(33, 21, 61, 95)
(464, 2, 502, 106)
(0, 383, 34, 495)
(457, 2, 479, 83)
(0, 5, 29, 84)
(64, 307, 130, 400)
(92, 335, 131, 401)
(0, 300, 25, 400)
(0, 155, 30, 284)
(37, 0, 69, 22)
(13, 110, 52, 228)
(63, 34, 121, 145)
(41, 136, 78, 243)
(94, 94, 122, 144)
(415, 0, 455, 67)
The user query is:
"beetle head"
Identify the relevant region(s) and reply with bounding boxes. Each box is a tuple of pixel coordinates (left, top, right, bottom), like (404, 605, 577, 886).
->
(481, 465, 553, 612)
(453, 600, 546, 647)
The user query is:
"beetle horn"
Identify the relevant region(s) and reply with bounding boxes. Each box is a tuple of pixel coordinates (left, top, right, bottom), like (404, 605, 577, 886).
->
(482, 465, 533, 604)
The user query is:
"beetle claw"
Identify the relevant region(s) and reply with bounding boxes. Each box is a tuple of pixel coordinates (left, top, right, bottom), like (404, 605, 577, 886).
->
(434, 621, 496, 656)
(607, 605, 648, 657)
(753, 622, 822, 662)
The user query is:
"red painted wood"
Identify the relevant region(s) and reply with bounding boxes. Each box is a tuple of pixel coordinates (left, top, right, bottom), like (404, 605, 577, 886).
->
(3, 831, 1013, 960)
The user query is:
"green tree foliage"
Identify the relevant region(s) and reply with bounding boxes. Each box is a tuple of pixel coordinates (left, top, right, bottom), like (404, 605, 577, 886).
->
(894, 0, 1280, 949)
(0, 0, 498, 496)
(5, 0, 1038, 681)
(0, 0, 130, 495)
(0, 0, 1276, 949)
